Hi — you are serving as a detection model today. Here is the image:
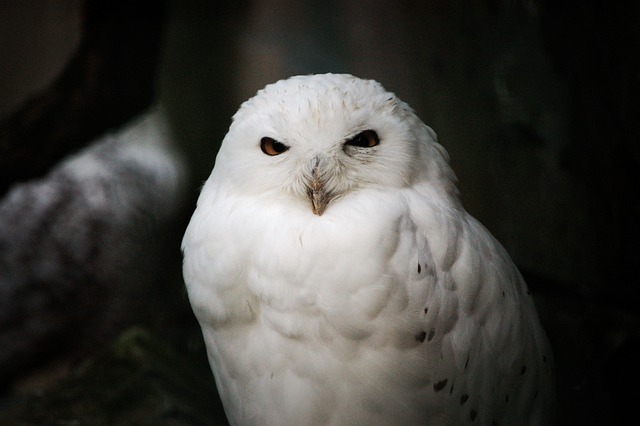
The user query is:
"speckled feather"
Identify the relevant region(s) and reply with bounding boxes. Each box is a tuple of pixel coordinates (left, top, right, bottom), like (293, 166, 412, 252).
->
(182, 74, 554, 425)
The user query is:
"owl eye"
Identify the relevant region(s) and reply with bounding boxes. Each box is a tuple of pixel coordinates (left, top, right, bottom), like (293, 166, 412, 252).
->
(260, 137, 289, 156)
(345, 130, 380, 148)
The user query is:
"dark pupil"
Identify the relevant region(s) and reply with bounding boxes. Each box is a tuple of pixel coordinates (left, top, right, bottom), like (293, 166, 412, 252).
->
(272, 141, 287, 153)
(347, 130, 379, 148)
(354, 135, 367, 146)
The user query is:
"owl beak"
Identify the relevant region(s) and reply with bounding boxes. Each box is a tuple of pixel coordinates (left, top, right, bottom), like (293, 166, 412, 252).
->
(309, 178, 328, 216)
(307, 159, 330, 216)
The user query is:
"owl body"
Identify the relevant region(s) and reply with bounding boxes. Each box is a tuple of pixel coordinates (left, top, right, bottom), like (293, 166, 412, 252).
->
(182, 74, 554, 425)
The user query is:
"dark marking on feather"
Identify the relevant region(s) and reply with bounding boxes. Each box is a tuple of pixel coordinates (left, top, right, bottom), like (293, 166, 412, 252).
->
(417, 263, 422, 274)
(470, 410, 477, 422)
(460, 394, 469, 405)
(427, 328, 435, 342)
(433, 379, 448, 392)
(415, 331, 426, 343)
(520, 365, 527, 375)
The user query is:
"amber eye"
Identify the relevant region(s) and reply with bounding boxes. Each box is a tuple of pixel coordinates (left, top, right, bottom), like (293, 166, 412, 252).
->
(260, 137, 289, 156)
(345, 130, 380, 148)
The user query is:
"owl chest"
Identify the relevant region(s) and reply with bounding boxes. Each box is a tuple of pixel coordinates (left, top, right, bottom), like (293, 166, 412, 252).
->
(208, 221, 440, 425)
(218, 213, 431, 341)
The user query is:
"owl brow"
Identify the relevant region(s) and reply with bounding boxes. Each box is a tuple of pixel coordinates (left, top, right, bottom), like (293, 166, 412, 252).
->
(344, 129, 381, 147)
(345, 125, 374, 140)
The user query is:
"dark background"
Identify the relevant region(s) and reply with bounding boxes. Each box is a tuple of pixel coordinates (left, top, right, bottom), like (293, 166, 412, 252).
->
(0, 0, 638, 424)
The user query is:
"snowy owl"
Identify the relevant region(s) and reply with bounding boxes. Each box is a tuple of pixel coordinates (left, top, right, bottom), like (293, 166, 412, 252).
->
(182, 74, 554, 425)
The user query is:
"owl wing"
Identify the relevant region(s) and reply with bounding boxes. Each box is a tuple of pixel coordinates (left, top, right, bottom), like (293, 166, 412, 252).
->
(407, 187, 555, 425)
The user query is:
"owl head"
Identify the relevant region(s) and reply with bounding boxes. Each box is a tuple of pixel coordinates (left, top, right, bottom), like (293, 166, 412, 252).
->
(210, 74, 456, 215)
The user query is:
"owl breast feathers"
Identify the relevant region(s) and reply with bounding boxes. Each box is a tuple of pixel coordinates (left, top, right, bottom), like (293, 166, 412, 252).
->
(182, 73, 555, 426)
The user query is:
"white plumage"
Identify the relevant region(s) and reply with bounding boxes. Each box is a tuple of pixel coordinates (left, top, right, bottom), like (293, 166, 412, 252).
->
(182, 74, 554, 425)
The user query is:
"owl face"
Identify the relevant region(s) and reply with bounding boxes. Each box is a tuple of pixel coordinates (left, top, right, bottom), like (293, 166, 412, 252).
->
(214, 74, 435, 215)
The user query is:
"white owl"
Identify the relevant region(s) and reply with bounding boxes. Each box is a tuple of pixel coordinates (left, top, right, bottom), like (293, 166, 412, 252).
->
(182, 74, 554, 425)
